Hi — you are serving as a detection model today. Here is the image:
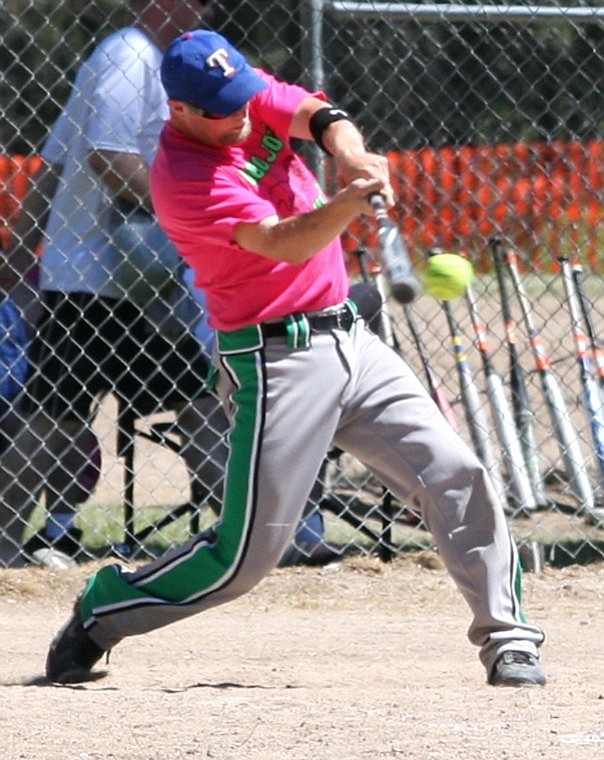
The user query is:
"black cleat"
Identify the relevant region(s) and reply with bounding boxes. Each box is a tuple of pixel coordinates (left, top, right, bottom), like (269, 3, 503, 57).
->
(46, 599, 106, 684)
(488, 651, 547, 687)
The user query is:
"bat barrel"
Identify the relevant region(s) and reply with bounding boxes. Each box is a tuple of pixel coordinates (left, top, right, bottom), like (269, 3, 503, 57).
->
(369, 193, 420, 304)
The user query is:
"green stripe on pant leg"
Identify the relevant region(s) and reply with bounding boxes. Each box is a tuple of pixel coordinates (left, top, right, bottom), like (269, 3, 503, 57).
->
(79, 348, 264, 615)
(80, 564, 149, 619)
(513, 553, 527, 624)
(135, 348, 263, 599)
(211, 349, 265, 557)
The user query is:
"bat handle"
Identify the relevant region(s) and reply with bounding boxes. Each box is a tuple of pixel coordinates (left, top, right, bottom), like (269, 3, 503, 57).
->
(369, 193, 420, 304)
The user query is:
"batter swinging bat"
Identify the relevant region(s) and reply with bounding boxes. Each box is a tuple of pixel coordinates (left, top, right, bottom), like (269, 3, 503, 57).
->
(465, 280, 537, 513)
(491, 238, 548, 508)
(571, 259, 604, 397)
(369, 194, 421, 304)
(558, 256, 604, 490)
(506, 248, 596, 512)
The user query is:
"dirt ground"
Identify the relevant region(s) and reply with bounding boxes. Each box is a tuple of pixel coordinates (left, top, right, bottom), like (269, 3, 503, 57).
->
(1, 554, 603, 760)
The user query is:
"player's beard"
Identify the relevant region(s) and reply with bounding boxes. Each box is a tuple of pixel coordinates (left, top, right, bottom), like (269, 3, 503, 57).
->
(218, 113, 253, 146)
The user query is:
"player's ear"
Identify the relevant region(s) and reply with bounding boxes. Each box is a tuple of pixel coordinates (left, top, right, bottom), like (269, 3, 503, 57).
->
(168, 100, 187, 115)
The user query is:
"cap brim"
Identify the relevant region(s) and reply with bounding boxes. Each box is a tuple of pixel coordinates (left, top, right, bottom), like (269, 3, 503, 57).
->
(200, 65, 268, 115)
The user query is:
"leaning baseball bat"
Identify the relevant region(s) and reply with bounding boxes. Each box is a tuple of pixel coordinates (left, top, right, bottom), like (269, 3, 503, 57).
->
(506, 249, 595, 512)
(571, 259, 604, 397)
(490, 238, 548, 507)
(438, 293, 508, 508)
(369, 194, 421, 304)
(465, 281, 537, 513)
(558, 256, 604, 489)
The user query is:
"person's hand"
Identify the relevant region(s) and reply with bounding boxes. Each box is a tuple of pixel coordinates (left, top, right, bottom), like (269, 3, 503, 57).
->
(334, 150, 395, 209)
(331, 176, 386, 217)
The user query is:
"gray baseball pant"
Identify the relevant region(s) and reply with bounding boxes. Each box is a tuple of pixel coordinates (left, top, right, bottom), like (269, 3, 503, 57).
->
(79, 311, 545, 675)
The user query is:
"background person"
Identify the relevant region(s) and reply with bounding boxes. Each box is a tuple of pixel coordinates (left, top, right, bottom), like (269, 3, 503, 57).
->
(0, 0, 222, 567)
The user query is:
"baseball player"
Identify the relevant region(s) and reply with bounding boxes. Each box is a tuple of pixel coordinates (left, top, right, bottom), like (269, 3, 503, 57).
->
(46, 30, 546, 688)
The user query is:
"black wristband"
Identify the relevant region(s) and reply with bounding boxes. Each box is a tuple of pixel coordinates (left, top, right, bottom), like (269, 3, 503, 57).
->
(309, 107, 352, 155)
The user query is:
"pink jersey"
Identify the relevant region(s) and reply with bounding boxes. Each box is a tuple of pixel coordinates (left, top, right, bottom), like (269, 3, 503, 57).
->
(151, 71, 349, 331)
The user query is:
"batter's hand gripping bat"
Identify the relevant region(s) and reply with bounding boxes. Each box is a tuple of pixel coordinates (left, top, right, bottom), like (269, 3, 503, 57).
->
(490, 238, 548, 507)
(506, 248, 595, 512)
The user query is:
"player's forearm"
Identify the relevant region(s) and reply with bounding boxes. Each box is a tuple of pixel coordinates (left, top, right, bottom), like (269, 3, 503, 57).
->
(327, 124, 393, 203)
(88, 149, 153, 212)
(294, 99, 393, 204)
(234, 177, 382, 265)
(320, 119, 367, 165)
(292, 100, 368, 169)
(237, 203, 356, 265)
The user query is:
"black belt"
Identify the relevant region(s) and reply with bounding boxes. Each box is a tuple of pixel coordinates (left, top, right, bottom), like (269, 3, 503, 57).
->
(262, 306, 355, 338)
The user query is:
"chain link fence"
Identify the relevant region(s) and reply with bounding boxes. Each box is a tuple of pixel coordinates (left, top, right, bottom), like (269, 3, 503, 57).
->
(0, 0, 603, 569)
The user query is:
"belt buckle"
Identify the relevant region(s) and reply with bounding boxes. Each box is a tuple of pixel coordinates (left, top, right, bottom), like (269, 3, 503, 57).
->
(336, 305, 352, 331)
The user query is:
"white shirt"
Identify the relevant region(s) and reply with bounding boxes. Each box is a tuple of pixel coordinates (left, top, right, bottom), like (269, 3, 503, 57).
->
(40, 27, 167, 297)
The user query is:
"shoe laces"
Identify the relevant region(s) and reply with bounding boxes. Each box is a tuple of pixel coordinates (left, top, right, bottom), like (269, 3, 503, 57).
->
(501, 650, 535, 666)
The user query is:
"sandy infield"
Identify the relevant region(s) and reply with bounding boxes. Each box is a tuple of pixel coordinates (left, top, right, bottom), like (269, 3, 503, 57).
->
(1, 554, 603, 759)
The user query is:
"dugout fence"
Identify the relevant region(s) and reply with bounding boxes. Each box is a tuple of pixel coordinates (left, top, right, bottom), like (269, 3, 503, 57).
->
(0, 0, 602, 568)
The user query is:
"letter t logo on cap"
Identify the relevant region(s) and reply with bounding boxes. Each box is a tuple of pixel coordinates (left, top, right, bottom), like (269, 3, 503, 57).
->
(207, 49, 236, 77)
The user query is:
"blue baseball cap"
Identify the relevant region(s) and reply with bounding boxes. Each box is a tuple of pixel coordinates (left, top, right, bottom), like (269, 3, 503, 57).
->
(161, 30, 268, 115)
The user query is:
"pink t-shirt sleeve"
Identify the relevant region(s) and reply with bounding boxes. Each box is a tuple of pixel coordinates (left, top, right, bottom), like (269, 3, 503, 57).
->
(251, 69, 328, 137)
